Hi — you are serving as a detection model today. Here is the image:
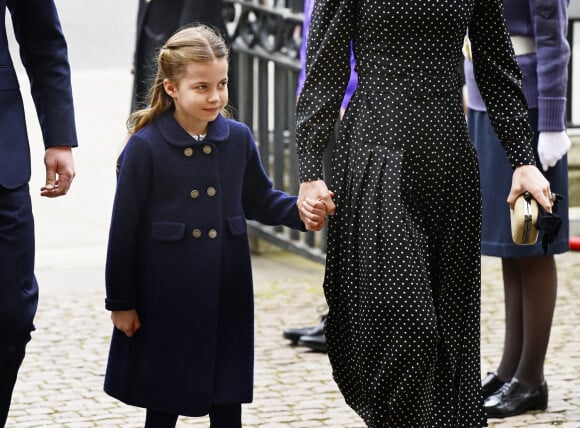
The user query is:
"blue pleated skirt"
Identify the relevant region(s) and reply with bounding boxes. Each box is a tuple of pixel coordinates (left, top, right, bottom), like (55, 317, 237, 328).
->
(468, 108, 569, 257)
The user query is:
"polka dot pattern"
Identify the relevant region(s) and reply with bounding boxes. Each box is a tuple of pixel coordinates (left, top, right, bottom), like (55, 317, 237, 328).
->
(296, 0, 535, 427)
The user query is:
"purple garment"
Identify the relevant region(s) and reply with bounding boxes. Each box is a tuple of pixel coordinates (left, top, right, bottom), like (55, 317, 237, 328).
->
(297, 0, 357, 110)
(465, 0, 570, 131)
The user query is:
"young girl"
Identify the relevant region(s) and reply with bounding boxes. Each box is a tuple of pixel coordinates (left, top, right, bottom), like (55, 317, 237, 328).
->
(103, 25, 325, 427)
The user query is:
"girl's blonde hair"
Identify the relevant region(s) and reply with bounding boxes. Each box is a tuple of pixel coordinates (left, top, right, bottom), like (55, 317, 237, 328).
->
(127, 24, 230, 134)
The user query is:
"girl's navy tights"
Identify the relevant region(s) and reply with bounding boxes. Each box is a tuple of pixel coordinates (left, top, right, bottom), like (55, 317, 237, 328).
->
(145, 403, 242, 428)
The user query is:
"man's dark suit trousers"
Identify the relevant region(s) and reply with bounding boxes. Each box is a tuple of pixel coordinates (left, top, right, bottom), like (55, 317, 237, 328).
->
(0, 184, 36, 427)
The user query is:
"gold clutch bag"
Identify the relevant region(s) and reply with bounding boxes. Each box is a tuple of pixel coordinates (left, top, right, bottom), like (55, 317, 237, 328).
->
(510, 192, 539, 245)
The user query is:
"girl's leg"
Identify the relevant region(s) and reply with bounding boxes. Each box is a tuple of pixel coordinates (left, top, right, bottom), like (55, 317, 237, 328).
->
(144, 408, 178, 428)
(209, 402, 242, 428)
(514, 255, 557, 385)
(496, 255, 557, 386)
(495, 257, 524, 382)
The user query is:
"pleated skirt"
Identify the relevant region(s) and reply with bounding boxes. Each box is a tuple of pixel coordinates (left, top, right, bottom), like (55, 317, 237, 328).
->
(323, 83, 487, 427)
(468, 108, 569, 257)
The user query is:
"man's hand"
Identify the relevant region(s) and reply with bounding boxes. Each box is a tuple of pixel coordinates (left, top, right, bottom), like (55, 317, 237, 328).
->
(41, 146, 75, 197)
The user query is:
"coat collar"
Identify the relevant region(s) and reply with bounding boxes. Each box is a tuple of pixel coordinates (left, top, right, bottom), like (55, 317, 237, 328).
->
(156, 110, 230, 147)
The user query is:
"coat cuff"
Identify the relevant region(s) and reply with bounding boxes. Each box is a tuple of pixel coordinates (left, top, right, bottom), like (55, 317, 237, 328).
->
(538, 97, 567, 132)
(105, 298, 136, 311)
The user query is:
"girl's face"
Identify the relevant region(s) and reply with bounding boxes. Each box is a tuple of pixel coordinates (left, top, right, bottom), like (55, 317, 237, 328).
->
(163, 57, 229, 135)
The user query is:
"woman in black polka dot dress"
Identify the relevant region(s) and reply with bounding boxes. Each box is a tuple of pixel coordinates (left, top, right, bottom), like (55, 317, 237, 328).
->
(295, 0, 554, 426)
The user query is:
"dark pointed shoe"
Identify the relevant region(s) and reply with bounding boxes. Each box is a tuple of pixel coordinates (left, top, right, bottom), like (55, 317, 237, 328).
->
(298, 333, 327, 352)
(283, 314, 326, 344)
(481, 371, 505, 400)
(484, 377, 548, 419)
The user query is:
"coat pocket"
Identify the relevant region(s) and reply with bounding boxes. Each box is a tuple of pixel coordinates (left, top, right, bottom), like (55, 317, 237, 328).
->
(227, 215, 247, 236)
(151, 222, 186, 242)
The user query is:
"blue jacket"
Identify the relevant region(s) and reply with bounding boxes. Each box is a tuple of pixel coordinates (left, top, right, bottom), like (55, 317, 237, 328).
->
(104, 111, 304, 415)
(0, 0, 77, 189)
(0, 0, 76, 339)
(465, 0, 570, 131)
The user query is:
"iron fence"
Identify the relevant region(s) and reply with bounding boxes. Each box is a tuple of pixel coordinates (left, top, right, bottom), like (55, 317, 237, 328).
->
(224, 0, 327, 263)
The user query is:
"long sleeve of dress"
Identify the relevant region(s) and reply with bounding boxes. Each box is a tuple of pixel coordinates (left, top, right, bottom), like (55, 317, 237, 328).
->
(295, 0, 357, 182)
(296, 0, 358, 110)
(468, 0, 535, 168)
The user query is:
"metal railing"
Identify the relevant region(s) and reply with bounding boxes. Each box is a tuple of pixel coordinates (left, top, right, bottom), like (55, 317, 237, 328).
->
(224, 0, 327, 264)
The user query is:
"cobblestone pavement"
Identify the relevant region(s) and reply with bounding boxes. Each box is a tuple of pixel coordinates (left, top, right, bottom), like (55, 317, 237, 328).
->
(6, 250, 580, 427)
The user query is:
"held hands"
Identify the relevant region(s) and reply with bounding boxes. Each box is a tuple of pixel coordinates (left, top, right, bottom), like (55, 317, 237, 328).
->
(537, 131, 571, 171)
(298, 180, 336, 231)
(111, 309, 142, 337)
(41, 146, 75, 197)
(507, 165, 553, 212)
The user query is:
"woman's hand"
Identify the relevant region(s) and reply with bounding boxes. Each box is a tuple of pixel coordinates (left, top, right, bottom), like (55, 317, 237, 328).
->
(298, 180, 336, 231)
(111, 309, 142, 337)
(507, 165, 553, 212)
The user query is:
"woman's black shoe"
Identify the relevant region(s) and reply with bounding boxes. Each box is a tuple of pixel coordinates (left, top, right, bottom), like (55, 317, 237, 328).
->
(484, 377, 548, 419)
(481, 371, 505, 399)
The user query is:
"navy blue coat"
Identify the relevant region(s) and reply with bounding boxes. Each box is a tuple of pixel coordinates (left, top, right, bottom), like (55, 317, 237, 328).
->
(104, 111, 304, 416)
(0, 0, 77, 337)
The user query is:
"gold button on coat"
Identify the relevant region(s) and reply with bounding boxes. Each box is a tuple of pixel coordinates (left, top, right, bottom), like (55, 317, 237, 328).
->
(192, 229, 202, 238)
(190, 189, 199, 199)
(202, 145, 212, 155)
(206, 187, 216, 197)
(208, 229, 217, 239)
(183, 147, 193, 157)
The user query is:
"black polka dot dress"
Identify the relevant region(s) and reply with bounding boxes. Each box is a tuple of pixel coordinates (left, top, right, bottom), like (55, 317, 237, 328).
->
(296, 0, 535, 427)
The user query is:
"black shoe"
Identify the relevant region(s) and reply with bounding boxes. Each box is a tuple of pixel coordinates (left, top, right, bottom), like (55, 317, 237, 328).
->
(283, 315, 326, 345)
(298, 333, 327, 352)
(481, 371, 505, 400)
(484, 377, 548, 419)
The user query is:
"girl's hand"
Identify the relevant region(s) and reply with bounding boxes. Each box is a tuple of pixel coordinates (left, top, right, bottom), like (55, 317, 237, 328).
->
(300, 197, 330, 231)
(111, 309, 142, 337)
(507, 165, 553, 212)
(298, 180, 336, 231)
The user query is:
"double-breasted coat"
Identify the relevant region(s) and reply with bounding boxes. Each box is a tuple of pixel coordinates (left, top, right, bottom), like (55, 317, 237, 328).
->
(104, 111, 304, 416)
